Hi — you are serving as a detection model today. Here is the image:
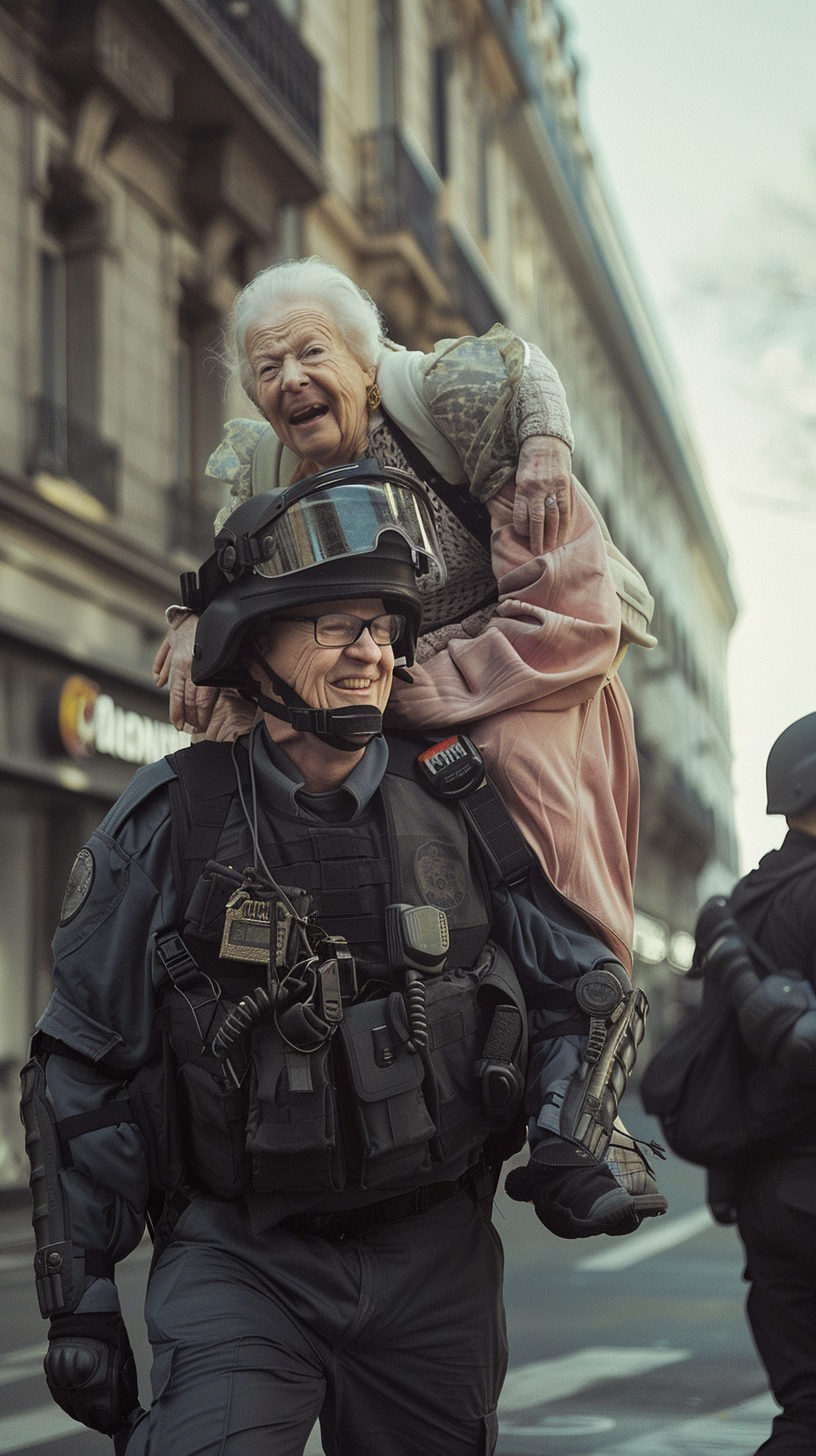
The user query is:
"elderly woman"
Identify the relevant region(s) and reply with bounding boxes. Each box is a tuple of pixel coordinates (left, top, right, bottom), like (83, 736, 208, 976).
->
(154, 257, 655, 970)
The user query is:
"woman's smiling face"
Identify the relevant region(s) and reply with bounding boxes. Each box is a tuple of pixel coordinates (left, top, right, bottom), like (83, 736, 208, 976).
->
(246, 304, 375, 467)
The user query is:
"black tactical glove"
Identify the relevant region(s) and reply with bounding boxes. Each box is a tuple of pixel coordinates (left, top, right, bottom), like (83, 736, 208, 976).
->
(505, 1156, 641, 1239)
(45, 1311, 140, 1435)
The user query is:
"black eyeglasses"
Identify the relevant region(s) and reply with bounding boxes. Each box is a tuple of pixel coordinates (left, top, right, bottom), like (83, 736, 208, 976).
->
(286, 613, 405, 647)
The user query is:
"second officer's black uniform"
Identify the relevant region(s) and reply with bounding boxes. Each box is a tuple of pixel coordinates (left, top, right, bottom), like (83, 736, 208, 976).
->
(706, 713, 816, 1455)
(730, 818, 816, 1449)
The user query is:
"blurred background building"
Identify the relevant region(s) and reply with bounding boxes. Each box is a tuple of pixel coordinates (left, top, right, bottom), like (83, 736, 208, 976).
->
(0, 0, 738, 1184)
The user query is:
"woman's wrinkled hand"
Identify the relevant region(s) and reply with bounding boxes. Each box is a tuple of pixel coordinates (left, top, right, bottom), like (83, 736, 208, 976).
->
(512, 435, 574, 554)
(152, 612, 218, 733)
(203, 692, 259, 742)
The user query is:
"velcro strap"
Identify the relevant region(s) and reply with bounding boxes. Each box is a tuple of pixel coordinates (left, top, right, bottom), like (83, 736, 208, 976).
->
(56, 1099, 133, 1165)
(461, 779, 532, 886)
(481, 1005, 523, 1064)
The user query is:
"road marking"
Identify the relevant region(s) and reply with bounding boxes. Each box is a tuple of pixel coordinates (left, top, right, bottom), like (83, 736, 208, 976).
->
(0, 1405, 84, 1452)
(0, 1344, 46, 1386)
(298, 1349, 696, 1456)
(582, 1389, 778, 1453)
(498, 1347, 690, 1414)
(0, 1375, 773, 1455)
(305, 1423, 325, 1455)
(575, 1206, 717, 1272)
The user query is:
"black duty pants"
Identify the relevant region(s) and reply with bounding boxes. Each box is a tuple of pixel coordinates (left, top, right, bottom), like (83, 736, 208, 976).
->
(127, 1187, 506, 1456)
(737, 1153, 816, 1453)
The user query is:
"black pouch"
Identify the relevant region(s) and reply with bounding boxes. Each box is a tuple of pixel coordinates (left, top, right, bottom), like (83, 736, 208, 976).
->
(641, 976, 813, 1167)
(339, 998, 435, 1190)
(163, 996, 252, 1200)
(176, 1061, 252, 1198)
(247, 1026, 344, 1192)
(421, 972, 492, 1168)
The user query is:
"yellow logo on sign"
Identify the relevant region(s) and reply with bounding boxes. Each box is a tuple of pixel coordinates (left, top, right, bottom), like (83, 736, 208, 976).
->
(58, 675, 99, 759)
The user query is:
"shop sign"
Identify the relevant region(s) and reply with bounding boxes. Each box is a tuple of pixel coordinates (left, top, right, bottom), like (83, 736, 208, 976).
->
(54, 674, 189, 764)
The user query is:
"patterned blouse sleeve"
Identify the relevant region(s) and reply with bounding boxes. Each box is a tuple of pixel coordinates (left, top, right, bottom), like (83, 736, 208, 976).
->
(418, 325, 573, 502)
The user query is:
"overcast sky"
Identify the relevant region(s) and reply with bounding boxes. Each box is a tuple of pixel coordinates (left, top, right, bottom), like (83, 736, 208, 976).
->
(565, 0, 816, 874)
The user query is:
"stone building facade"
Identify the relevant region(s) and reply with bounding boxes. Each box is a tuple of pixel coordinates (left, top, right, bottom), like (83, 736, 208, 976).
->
(0, 0, 736, 1182)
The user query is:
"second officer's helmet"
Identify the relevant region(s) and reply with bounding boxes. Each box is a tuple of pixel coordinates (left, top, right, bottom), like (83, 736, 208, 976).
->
(766, 711, 816, 817)
(186, 457, 445, 691)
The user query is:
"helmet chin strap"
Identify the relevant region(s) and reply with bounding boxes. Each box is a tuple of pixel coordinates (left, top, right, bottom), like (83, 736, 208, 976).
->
(246, 644, 383, 753)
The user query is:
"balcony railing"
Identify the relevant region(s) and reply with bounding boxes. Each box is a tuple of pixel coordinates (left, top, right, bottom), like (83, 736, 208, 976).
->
(445, 228, 505, 336)
(167, 478, 224, 559)
(30, 397, 119, 513)
(359, 127, 441, 268)
(195, 0, 321, 154)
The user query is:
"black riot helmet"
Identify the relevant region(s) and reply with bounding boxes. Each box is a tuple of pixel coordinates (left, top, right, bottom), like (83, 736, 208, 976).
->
(182, 460, 444, 749)
(766, 712, 816, 816)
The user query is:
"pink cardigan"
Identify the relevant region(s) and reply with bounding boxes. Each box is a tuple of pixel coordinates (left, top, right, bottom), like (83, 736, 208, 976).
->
(387, 486, 639, 971)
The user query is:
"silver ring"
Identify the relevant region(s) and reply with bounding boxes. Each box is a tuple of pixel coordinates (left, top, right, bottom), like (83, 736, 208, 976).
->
(545, 494, 558, 507)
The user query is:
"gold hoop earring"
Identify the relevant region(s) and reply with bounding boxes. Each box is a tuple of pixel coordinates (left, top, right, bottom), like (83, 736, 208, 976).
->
(366, 380, 382, 412)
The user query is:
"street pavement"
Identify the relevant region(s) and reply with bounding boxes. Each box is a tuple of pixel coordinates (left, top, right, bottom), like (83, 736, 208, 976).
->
(0, 1107, 777, 1455)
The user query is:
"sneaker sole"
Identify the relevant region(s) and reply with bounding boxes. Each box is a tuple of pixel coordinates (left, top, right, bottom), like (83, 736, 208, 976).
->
(633, 1193, 668, 1218)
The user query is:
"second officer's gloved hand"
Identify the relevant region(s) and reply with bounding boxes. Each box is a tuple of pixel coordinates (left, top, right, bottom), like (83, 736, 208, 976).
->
(505, 1154, 641, 1239)
(45, 1312, 140, 1435)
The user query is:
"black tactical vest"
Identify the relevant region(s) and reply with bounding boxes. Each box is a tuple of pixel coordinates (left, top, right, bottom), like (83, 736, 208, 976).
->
(151, 735, 527, 1202)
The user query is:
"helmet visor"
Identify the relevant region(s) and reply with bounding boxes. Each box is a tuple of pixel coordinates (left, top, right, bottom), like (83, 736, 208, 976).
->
(251, 479, 446, 586)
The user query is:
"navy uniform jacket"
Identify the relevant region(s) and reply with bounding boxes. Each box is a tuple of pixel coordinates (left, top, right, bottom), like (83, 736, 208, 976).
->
(730, 830, 816, 985)
(38, 728, 617, 1317)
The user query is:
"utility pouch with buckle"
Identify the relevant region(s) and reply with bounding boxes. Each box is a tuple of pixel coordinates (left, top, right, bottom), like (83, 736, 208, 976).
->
(153, 931, 253, 1200)
(246, 1029, 343, 1192)
(338, 998, 435, 1190)
(420, 941, 527, 1169)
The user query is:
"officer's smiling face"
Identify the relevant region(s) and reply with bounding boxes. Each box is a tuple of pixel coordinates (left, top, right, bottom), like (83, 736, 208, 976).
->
(253, 597, 395, 717)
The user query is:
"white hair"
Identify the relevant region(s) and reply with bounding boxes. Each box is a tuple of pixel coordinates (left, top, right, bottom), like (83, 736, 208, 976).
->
(227, 257, 386, 403)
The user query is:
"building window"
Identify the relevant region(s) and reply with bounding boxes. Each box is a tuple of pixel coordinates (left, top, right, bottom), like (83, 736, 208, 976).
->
(276, 202, 303, 262)
(39, 249, 67, 411)
(32, 185, 119, 513)
(377, 0, 401, 128)
(168, 304, 227, 557)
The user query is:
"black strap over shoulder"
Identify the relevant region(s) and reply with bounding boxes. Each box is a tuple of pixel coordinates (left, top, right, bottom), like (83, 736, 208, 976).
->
(386, 733, 532, 889)
(166, 740, 249, 916)
(459, 778, 532, 887)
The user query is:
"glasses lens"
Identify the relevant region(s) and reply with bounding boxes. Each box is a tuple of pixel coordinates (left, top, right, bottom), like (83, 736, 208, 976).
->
(313, 614, 404, 646)
(371, 613, 404, 644)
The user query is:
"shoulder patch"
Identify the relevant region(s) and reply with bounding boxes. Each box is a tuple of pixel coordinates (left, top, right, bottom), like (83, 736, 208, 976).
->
(60, 848, 95, 925)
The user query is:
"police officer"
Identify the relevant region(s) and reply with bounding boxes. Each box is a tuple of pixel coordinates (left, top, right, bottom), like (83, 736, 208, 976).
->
(21, 463, 664, 1456)
(695, 712, 816, 1454)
